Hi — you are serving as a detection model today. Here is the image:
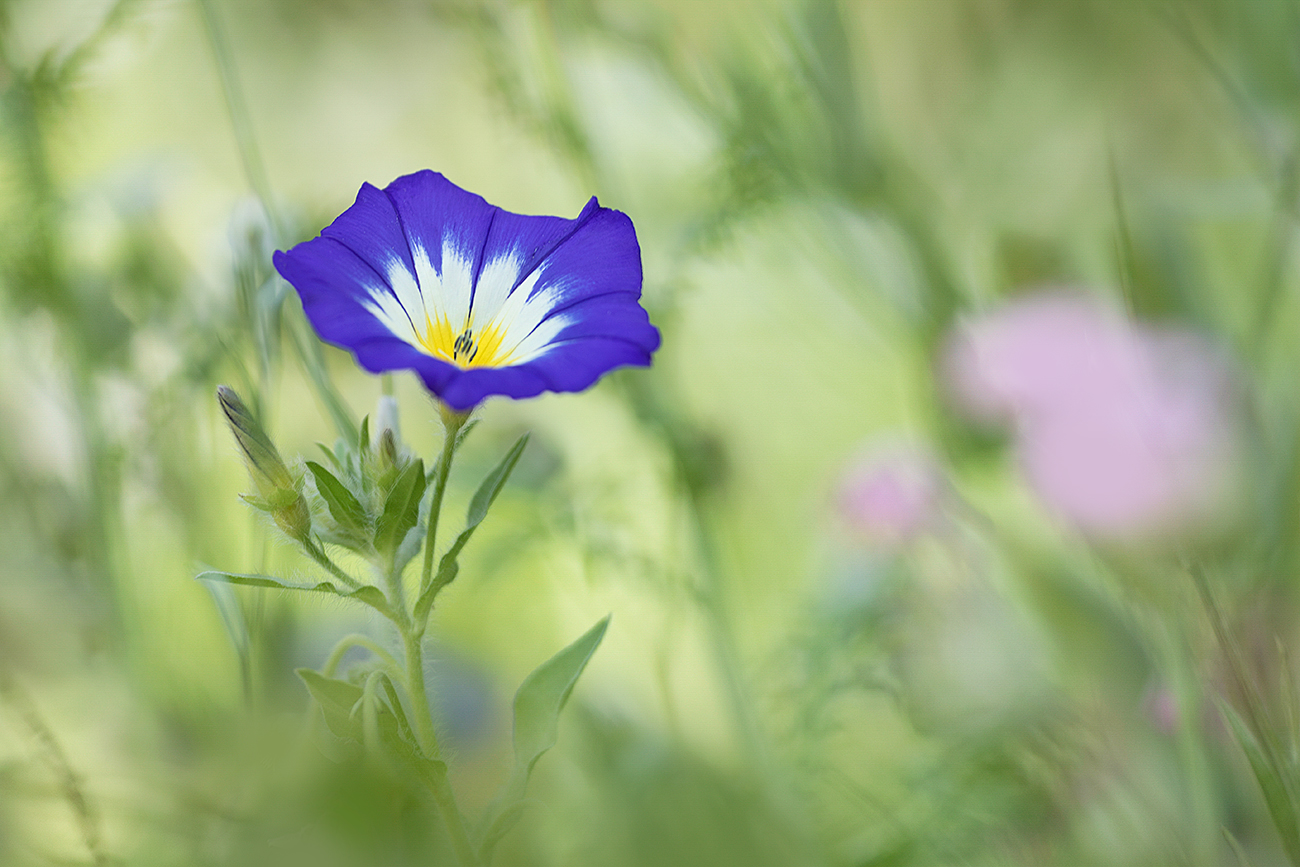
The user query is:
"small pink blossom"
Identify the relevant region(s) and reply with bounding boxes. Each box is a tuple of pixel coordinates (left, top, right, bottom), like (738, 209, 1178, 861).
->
(943, 290, 1240, 540)
(837, 444, 946, 547)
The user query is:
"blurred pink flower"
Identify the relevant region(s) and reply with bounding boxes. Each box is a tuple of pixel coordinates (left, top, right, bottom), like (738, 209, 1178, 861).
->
(837, 444, 946, 547)
(943, 291, 1239, 540)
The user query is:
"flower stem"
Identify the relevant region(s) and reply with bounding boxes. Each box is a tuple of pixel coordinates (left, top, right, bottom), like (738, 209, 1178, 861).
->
(419, 409, 465, 620)
(322, 633, 402, 679)
(302, 537, 362, 589)
(402, 628, 479, 864)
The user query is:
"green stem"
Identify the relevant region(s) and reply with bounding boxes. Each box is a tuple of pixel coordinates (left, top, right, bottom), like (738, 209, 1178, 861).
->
(419, 409, 465, 615)
(1190, 562, 1300, 865)
(385, 559, 409, 622)
(302, 538, 362, 589)
(401, 631, 441, 764)
(402, 628, 479, 864)
(322, 633, 402, 679)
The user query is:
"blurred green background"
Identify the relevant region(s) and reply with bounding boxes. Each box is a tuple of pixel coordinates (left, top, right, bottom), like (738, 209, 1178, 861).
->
(4, 0, 1300, 864)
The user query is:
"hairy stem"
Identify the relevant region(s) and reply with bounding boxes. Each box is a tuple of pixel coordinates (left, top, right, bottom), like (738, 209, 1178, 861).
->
(302, 538, 362, 589)
(402, 629, 479, 864)
(419, 409, 465, 613)
(322, 633, 402, 679)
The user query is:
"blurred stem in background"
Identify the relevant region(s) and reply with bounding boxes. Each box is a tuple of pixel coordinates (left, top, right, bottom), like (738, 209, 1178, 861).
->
(197, 0, 356, 444)
(0, 667, 109, 867)
(0, 0, 138, 650)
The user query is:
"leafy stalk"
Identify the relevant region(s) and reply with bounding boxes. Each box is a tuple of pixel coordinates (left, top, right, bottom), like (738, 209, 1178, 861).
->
(419, 410, 466, 620)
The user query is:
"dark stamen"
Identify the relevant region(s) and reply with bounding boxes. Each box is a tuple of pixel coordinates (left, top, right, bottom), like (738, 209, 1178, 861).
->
(453, 329, 476, 362)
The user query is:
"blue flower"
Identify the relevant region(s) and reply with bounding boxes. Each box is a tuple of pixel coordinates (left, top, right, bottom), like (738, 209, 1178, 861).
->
(274, 171, 660, 411)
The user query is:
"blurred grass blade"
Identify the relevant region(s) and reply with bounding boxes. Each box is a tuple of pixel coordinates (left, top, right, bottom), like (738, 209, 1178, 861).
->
(197, 570, 394, 620)
(199, 577, 251, 701)
(286, 314, 359, 444)
(1224, 826, 1258, 867)
(1218, 697, 1300, 865)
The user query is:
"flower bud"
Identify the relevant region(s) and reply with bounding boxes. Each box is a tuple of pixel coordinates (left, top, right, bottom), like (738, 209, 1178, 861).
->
(375, 394, 400, 443)
(378, 428, 399, 471)
(269, 489, 313, 542)
(217, 386, 312, 541)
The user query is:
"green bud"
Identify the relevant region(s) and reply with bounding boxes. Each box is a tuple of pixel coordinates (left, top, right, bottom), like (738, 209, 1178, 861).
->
(378, 428, 399, 472)
(375, 394, 400, 443)
(218, 385, 312, 541)
(271, 491, 313, 542)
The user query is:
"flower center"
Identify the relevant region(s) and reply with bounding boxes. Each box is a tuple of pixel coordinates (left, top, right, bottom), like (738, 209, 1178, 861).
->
(453, 328, 477, 363)
(416, 314, 511, 369)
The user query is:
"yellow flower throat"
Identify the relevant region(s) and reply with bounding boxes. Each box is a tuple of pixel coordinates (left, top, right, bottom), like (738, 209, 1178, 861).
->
(416, 314, 511, 369)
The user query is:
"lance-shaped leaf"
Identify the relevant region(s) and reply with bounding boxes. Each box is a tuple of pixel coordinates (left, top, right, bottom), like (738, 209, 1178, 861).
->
(197, 570, 394, 620)
(316, 441, 342, 471)
(414, 434, 528, 623)
(358, 415, 371, 456)
(306, 460, 368, 533)
(374, 458, 426, 556)
(479, 615, 608, 857)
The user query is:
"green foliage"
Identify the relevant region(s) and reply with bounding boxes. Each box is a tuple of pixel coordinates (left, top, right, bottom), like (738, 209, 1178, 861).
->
(415, 433, 529, 623)
(306, 460, 368, 533)
(374, 458, 427, 560)
(298, 668, 367, 741)
(479, 614, 610, 858)
(15, 2, 1300, 866)
(197, 570, 396, 621)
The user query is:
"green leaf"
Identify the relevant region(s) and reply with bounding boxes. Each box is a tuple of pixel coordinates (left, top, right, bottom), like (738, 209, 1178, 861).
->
(476, 616, 608, 858)
(488, 616, 608, 831)
(478, 801, 528, 861)
(200, 577, 249, 658)
(1218, 698, 1300, 865)
(377, 674, 418, 752)
(413, 435, 528, 623)
(297, 668, 364, 741)
(238, 493, 272, 512)
(197, 570, 394, 620)
(316, 441, 342, 471)
(306, 460, 368, 532)
(374, 459, 426, 556)
(467, 433, 528, 530)
(358, 414, 371, 455)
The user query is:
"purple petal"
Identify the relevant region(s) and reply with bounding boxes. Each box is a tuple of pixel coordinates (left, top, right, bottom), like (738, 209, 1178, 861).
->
(274, 170, 659, 409)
